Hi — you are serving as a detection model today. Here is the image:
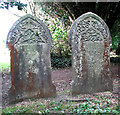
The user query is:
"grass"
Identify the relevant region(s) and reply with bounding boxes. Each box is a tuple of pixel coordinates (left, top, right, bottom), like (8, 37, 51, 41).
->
(2, 89, 119, 114)
(0, 62, 10, 69)
(2, 97, 119, 114)
(0, 62, 10, 73)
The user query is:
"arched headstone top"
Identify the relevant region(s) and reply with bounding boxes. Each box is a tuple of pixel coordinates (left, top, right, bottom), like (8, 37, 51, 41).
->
(7, 14, 53, 46)
(69, 12, 111, 44)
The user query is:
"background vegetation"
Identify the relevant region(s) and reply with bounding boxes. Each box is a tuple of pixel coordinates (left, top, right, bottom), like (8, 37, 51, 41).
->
(111, 19, 120, 50)
(0, 1, 120, 68)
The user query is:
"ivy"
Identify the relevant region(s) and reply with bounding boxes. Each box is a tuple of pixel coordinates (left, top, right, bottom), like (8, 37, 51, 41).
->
(0, 2, 27, 10)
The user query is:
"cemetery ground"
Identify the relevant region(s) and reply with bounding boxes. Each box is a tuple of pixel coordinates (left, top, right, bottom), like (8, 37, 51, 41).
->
(1, 62, 120, 114)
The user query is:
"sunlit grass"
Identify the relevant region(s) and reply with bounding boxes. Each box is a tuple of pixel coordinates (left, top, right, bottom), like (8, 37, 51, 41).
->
(0, 62, 10, 73)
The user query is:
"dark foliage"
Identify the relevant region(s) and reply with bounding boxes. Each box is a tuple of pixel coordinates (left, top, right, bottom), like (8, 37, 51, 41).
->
(116, 43, 120, 55)
(61, 2, 120, 30)
(51, 53, 71, 68)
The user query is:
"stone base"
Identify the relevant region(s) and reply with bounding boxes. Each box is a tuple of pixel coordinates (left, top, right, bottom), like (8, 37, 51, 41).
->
(71, 77, 113, 95)
(9, 84, 56, 104)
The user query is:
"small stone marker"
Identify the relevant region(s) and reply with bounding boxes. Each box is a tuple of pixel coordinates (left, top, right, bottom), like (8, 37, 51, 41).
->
(7, 14, 56, 103)
(69, 12, 113, 95)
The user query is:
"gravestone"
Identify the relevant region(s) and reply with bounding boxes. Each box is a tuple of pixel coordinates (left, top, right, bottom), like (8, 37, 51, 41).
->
(7, 14, 56, 103)
(69, 12, 113, 95)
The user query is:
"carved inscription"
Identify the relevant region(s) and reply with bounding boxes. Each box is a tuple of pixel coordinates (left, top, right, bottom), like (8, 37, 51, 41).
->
(7, 15, 51, 46)
(76, 17, 108, 42)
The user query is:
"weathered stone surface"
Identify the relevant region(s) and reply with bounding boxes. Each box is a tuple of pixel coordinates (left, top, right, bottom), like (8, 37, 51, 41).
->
(69, 12, 113, 95)
(7, 14, 56, 103)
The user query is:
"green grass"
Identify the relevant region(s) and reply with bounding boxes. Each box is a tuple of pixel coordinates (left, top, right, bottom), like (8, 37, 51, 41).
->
(2, 97, 119, 114)
(0, 62, 10, 72)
